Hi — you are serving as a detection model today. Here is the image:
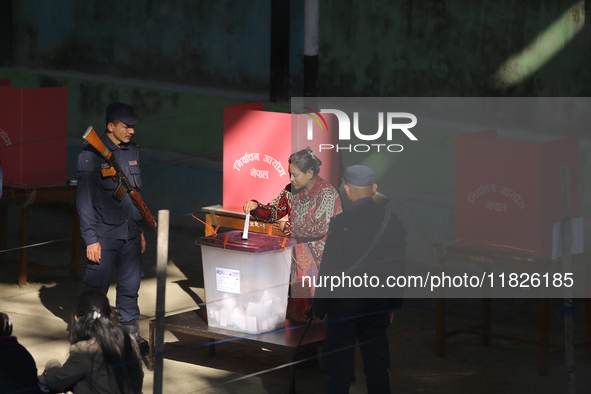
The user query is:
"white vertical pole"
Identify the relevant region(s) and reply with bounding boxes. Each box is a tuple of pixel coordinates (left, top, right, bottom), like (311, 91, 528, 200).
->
(153, 210, 169, 394)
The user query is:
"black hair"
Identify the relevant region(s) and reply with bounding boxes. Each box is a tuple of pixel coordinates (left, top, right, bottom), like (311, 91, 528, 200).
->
(69, 290, 142, 394)
(0, 312, 13, 336)
(288, 147, 322, 177)
(106, 118, 120, 128)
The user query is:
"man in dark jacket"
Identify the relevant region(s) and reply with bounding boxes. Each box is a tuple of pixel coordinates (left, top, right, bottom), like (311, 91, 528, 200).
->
(76, 102, 147, 351)
(313, 165, 406, 394)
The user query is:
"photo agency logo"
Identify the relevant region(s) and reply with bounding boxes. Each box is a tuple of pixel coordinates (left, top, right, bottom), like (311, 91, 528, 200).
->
(302, 107, 418, 153)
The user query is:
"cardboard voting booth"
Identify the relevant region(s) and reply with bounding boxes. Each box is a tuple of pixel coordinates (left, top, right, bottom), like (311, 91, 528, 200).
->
(198, 231, 296, 334)
(216, 104, 343, 333)
(456, 130, 579, 255)
(223, 103, 342, 207)
(0, 83, 67, 185)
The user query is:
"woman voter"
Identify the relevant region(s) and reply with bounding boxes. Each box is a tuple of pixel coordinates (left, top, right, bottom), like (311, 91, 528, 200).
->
(243, 148, 342, 322)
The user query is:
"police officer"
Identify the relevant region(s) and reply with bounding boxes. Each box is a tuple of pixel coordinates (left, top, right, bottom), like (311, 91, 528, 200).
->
(76, 102, 147, 351)
(313, 165, 406, 394)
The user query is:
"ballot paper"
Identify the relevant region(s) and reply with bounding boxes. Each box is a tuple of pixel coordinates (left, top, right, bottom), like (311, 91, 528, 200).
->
(242, 213, 250, 240)
(551, 217, 584, 260)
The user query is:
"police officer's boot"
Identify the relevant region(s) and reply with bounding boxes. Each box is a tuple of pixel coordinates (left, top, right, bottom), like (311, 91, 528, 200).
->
(121, 319, 149, 357)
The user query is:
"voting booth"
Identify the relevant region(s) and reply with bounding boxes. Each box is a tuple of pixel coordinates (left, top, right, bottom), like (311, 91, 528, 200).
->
(223, 103, 342, 207)
(197, 103, 343, 334)
(456, 130, 579, 255)
(0, 81, 68, 186)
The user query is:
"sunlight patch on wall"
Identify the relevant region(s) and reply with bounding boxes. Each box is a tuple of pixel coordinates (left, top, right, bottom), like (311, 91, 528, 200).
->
(492, 0, 585, 88)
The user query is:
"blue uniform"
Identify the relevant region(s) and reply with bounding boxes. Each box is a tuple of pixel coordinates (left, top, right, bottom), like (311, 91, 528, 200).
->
(76, 132, 144, 323)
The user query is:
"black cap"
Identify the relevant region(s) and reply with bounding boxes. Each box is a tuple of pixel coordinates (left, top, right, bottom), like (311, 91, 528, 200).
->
(343, 165, 375, 187)
(106, 102, 141, 125)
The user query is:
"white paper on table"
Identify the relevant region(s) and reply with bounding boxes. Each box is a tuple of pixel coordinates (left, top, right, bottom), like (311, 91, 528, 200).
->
(552, 217, 584, 260)
(242, 213, 250, 240)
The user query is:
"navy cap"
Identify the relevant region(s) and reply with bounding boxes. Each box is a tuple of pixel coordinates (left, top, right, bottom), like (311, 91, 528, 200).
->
(343, 165, 375, 187)
(106, 102, 141, 125)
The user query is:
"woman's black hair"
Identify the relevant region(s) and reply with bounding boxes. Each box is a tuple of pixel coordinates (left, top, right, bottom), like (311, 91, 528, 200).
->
(288, 147, 322, 177)
(69, 290, 142, 394)
(0, 312, 13, 336)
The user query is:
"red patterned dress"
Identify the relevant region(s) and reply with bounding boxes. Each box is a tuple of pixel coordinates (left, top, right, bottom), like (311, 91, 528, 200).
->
(250, 176, 342, 321)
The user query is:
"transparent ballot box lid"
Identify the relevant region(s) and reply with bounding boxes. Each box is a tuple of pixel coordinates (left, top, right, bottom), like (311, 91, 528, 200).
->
(197, 231, 296, 252)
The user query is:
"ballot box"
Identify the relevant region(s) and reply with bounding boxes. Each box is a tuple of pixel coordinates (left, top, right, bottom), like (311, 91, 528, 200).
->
(198, 231, 296, 334)
(456, 130, 579, 255)
(0, 85, 67, 185)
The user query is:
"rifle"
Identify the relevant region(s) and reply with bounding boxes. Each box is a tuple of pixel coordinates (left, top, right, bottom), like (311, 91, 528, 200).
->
(82, 126, 157, 228)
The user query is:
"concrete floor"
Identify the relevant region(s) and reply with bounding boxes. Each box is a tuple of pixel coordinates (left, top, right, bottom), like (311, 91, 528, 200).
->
(1, 201, 591, 393)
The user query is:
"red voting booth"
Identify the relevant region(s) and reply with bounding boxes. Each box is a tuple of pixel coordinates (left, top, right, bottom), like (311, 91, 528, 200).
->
(223, 103, 342, 207)
(0, 81, 68, 186)
(456, 130, 578, 255)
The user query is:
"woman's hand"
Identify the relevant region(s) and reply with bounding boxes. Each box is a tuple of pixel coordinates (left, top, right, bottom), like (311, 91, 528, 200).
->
(272, 220, 286, 233)
(243, 200, 258, 214)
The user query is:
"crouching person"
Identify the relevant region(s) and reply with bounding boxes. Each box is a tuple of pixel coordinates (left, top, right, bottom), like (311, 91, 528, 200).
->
(44, 290, 143, 394)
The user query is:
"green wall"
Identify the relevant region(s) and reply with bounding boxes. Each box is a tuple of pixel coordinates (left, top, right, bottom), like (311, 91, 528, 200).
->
(319, 0, 588, 99)
(9, 1, 589, 100)
(11, 0, 305, 95)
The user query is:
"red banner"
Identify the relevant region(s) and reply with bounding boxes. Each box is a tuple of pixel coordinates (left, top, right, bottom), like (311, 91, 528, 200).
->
(223, 104, 342, 208)
(223, 103, 292, 207)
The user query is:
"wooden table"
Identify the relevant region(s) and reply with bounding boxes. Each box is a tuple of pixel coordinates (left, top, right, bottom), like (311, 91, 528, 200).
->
(148, 307, 324, 394)
(201, 205, 286, 237)
(432, 240, 590, 375)
(0, 183, 81, 286)
(157, 207, 313, 392)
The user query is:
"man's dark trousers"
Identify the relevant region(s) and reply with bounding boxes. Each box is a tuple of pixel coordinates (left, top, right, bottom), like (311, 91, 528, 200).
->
(83, 236, 143, 323)
(322, 310, 391, 394)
